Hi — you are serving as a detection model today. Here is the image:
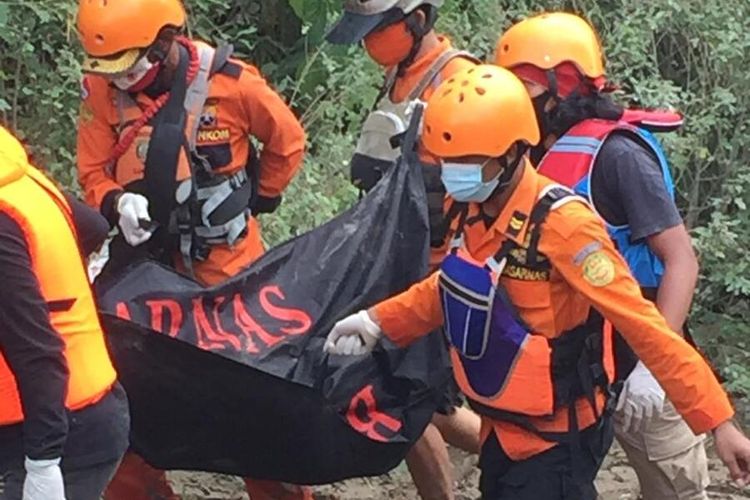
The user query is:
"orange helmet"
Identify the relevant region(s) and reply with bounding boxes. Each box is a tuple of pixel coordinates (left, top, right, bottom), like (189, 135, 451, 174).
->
(495, 13, 605, 80)
(77, 0, 186, 74)
(422, 65, 540, 159)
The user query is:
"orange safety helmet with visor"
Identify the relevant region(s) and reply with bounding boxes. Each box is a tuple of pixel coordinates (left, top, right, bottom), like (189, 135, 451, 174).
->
(77, 0, 186, 90)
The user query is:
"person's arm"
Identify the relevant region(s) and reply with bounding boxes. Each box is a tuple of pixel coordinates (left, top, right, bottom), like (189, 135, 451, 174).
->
(647, 225, 698, 332)
(0, 214, 69, 460)
(76, 75, 123, 223)
(545, 205, 750, 483)
(237, 63, 306, 209)
(63, 192, 111, 255)
(325, 271, 444, 355)
(540, 203, 733, 434)
(593, 134, 696, 332)
(370, 271, 443, 346)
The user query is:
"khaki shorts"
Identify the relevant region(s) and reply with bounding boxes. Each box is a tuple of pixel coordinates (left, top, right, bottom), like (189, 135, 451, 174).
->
(615, 400, 709, 500)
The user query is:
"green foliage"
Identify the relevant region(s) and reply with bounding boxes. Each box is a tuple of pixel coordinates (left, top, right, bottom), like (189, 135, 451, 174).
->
(691, 170, 750, 401)
(0, 0, 81, 188)
(1, 0, 748, 396)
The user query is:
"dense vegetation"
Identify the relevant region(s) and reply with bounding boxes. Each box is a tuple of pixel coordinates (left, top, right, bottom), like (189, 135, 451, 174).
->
(1, 0, 748, 404)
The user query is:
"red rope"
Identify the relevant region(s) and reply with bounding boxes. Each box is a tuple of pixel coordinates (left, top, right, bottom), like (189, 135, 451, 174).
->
(108, 37, 200, 165)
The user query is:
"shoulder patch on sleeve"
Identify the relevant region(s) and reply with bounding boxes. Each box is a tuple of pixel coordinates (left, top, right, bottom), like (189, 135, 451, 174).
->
(79, 102, 95, 124)
(581, 251, 615, 287)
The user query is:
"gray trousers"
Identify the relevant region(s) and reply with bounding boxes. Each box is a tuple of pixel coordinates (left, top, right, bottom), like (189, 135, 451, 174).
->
(0, 458, 121, 500)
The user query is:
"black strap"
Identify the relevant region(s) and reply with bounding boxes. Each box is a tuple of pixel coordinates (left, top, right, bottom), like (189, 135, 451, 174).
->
(546, 69, 561, 102)
(399, 102, 423, 164)
(210, 44, 235, 78)
(206, 180, 253, 226)
(491, 238, 516, 264)
(444, 201, 467, 232)
(396, 7, 438, 78)
(47, 298, 77, 312)
(450, 202, 471, 250)
(143, 44, 190, 230)
(526, 187, 574, 265)
(467, 399, 573, 444)
(420, 163, 449, 248)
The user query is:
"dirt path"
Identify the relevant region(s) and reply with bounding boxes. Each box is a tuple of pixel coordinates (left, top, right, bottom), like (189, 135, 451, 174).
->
(169, 440, 750, 499)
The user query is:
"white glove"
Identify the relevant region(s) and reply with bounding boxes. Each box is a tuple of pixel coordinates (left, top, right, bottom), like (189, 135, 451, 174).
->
(324, 310, 382, 356)
(117, 193, 154, 246)
(615, 361, 666, 434)
(23, 457, 66, 500)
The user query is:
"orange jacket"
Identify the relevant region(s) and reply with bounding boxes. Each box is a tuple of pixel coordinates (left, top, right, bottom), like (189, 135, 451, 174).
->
(390, 36, 475, 104)
(77, 40, 305, 208)
(76, 40, 306, 286)
(386, 35, 477, 268)
(373, 163, 733, 460)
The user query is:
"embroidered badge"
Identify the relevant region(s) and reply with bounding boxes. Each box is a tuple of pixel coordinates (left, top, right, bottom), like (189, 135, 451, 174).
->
(199, 102, 218, 128)
(79, 103, 94, 124)
(582, 251, 615, 287)
(196, 128, 231, 144)
(506, 211, 528, 238)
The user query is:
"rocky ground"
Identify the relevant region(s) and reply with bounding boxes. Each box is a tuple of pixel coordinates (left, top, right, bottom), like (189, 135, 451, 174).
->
(168, 440, 750, 499)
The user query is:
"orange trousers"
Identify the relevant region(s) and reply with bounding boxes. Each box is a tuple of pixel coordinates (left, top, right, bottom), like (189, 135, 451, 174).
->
(180, 217, 265, 286)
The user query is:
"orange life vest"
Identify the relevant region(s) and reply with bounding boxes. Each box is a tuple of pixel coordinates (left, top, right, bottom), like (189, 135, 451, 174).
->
(0, 127, 116, 425)
(440, 187, 616, 436)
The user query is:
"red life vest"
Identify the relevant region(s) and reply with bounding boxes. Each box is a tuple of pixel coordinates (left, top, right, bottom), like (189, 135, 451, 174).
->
(536, 110, 681, 288)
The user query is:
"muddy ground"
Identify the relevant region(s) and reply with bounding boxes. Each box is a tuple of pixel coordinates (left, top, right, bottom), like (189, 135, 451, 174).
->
(169, 439, 750, 499)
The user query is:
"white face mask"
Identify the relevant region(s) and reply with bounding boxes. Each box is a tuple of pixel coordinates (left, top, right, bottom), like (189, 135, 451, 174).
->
(111, 55, 156, 91)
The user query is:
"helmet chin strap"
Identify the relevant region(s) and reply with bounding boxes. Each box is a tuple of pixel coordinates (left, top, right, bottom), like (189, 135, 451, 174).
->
(146, 28, 178, 64)
(480, 144, 529, 210)
(396, 6, 438, 77)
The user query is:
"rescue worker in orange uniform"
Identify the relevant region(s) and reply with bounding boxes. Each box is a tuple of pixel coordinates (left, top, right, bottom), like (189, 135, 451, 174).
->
(76, 0, 305, 288)
(0, 127, 129, 500)
(326, 1, 480, 497)
(75, 0, 308, 498)
(323, 65, 750, 499)
(495, 13, 711, 499)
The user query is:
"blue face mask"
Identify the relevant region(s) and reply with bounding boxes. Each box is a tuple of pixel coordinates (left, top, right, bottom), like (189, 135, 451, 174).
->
(441, 161, 501, 203)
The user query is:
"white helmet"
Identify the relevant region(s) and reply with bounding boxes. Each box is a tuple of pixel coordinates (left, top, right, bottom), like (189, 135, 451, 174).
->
(326, 0, 443, 45)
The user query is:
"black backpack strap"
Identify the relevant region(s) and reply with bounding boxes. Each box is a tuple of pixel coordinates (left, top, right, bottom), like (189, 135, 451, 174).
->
(526, 186, 577, 265)
(210, 44, 241, 79)
(448, 201, 471, 247)
(144, 43, 190, 230)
